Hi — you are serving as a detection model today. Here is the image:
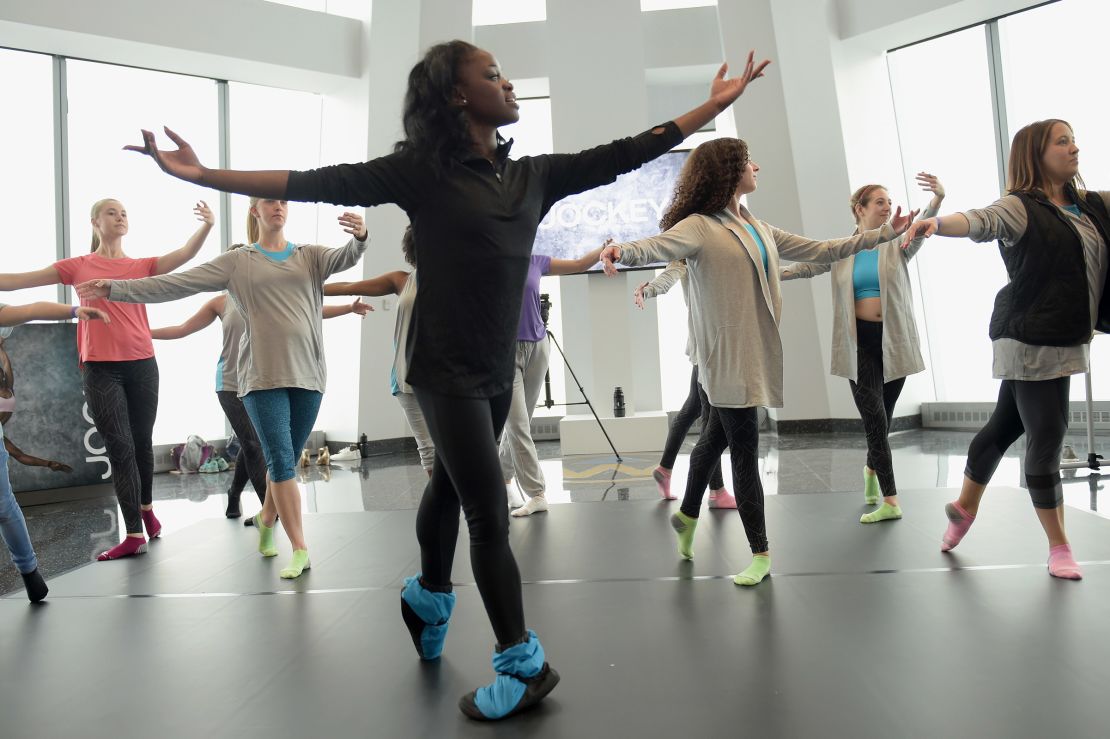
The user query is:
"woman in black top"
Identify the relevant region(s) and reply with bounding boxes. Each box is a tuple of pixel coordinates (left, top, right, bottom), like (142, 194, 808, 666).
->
(124, 40, 770, 721)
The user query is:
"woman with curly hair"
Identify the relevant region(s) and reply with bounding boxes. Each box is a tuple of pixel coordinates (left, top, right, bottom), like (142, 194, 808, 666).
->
(601, 137, 917, 586)
(902, 119, 1110, 579)
(120, 40, 770, 720)
(781, 174, 945, 524)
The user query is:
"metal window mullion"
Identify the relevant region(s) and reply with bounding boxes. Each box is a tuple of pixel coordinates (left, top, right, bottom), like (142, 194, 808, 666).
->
(217, 79, 232, 252)
(52, 56, 71, 304)
(985, 21, 1009, 196)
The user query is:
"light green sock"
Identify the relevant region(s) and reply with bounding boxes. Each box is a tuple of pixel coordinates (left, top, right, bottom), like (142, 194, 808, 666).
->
(733, 554, 771, 586)
(863, 467, 881, 505)
(279, 549, 311, 579)
(255, 513, 278, 558)
(860, 502, 902, 524)
(669, 511, 698, 560)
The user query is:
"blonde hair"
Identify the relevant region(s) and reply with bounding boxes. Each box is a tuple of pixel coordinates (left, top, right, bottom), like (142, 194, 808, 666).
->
(849, 185, 887, 224)
(1007, 119, 1085, 194)
(89, 198, 121, 252)
(246, 197, 261, 244)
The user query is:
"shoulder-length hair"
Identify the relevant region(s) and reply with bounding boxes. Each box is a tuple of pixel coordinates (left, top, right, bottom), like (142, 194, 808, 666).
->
(394, 40, 479, 173)
(1007, 118, 1085, 194)
(659, 138, 749, 231)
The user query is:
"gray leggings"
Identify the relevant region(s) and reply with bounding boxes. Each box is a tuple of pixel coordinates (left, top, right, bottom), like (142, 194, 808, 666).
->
(964, 377, 1070, 509)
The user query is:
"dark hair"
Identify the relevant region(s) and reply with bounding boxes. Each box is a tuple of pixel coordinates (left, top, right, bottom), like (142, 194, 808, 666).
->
(660, 138, 749, 231)
(401, 225, 416, 268)
(394, 40, 479, 172)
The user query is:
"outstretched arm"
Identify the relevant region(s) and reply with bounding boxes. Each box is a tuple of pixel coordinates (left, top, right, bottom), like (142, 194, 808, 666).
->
(150, 295, 224, 340)
(772, 206, 917, 264)
(600, 217, 710, 274)
(76, 251, 236, 304)
(674, 51, 772, 137)
(154, 201, 216, 275)
(0, 303, 110, 326)
(781, 262, 831, 281)
(548, 245, 608, 276)
(0, 266, 63, 292)
(325, 271, 408, 298)
(323, 298, 372, 319)
(901, 173, 947, 260)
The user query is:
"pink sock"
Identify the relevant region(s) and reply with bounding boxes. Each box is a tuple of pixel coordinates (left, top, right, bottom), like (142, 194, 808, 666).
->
(940, 501, 975, 552)
(1048, 544, 1082, 580)
(97, 536, 148, 561)
(142, 509, 162, 539)
(653, 467, 676, 500)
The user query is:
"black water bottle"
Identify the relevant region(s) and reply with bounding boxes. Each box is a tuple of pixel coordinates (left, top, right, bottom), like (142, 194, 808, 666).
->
(358, 433, 370, 459)
(613, 387, 626, 418)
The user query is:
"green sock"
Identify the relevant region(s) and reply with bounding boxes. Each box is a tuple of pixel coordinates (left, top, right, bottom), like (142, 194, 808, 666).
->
(669, 511, 698, 560)
(860, 502, 902, 524)
(733, 554, 771, 586)
(279, 549, 311, 579)
(255, 513, 278, 557)
(863, 467, 881, 505)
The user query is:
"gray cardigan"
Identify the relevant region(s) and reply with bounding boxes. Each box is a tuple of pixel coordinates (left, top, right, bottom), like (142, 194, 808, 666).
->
(781, 205, 938, 383)
(615, 207, 899, 408)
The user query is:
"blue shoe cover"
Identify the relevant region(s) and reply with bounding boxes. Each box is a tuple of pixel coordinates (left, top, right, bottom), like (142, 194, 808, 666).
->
(400, 574, 455, 660)
(460, 630, 560, 720)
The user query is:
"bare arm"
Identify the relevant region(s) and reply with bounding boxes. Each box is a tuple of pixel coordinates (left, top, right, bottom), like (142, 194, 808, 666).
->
(325, 271, 408, 298)
(549, 245, 607, 275)
(0, 303, 109, 326)
(323, 298, 371, 319)
(0, 266, 62, 291)
(149, 295, 223, 340)
(154, 201, 216, 275)
(673, 52, 772, 136)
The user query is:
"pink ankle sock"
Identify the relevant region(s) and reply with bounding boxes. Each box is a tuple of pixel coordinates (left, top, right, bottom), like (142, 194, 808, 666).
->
(97, 536, 148, 561)
(653, 467, 676, 500)
(1048, 544, 1082, 580)
(141, 509, 162, 539)
(941, 501, 975, 552)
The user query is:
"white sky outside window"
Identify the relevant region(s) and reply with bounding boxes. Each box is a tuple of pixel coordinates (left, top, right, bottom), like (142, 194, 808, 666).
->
(501, 96, 567, 416)
(999, 0, 1110, 401)
(66, 60, 224, 445)
(0, 49, 58, 305)
(473, 0, 545, 25)
(888, 28, 1005, 402)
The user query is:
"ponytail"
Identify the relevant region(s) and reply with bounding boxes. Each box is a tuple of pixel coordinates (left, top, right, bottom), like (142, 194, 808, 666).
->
(246, 197, 261, 244)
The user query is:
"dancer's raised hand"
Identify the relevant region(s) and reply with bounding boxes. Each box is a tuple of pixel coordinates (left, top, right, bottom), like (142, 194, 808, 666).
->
(124, 127, 206, 184)
(709, 51, 772, 111)
(915, 172, 945, 199)
(338, 212, 368, 241)
(194, 200, 214, 226)
(889, 206, 919, 235)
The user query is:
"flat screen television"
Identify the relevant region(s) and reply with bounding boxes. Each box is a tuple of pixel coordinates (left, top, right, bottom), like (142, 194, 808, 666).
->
(531, 150, 688, 273)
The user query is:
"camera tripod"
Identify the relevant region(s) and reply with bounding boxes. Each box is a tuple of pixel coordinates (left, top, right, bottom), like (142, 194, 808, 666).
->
(539, 293, 622, 461)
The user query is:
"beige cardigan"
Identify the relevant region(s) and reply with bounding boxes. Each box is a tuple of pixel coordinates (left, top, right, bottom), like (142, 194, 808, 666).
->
(615, 207, 899, 408)
(781, 205, 938, 383)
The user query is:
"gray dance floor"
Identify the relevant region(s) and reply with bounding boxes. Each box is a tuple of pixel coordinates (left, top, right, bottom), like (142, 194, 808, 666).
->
(3, 488, 1110, 738)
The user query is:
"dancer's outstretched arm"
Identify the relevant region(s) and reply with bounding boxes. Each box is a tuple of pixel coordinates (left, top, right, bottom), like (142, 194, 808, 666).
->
(150, 295, 223, 340)
(0, 303, 110, 326)
(154, 201, 216, 274)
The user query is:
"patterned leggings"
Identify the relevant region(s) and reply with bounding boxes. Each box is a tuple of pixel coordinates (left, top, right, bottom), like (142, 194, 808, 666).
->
(848, 320, 905, 498)
(681, 405, 767, 553)
(82, 358, 159, 535)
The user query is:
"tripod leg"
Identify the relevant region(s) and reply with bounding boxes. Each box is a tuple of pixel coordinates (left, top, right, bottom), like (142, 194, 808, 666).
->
(547, 330, 622, 461)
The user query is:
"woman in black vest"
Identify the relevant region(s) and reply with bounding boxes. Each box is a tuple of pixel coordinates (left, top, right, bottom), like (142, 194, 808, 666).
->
(903, 119, 1110, 580)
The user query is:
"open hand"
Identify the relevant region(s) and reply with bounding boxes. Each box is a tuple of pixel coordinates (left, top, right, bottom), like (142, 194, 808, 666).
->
(915, 172, 945, 199)
(351, 297, 372, 316)
(600, 245, 622, 276)
(75, 306, 111, 323)
(124, 127, 206, 183)
(901, 219, 937, 244)
(75, 280, 111, 301)
(339, 212, 368, 241)
(194, 200, 214, 226)
(889, 206, 920, 235)
(633, 283, 648, 310)
(709, 51, 772, 111)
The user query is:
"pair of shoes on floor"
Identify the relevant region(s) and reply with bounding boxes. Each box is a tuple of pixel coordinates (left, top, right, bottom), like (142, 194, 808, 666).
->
(199, 457, 229, 474)
(298, 449, 311, 467)
(400, 575, 559, 720)
(316, 447, 330, 466)
(330, 445, 361, 462)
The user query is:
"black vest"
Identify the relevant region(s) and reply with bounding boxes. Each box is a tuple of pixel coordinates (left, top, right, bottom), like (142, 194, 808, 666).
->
(988, 187, 1110, 346)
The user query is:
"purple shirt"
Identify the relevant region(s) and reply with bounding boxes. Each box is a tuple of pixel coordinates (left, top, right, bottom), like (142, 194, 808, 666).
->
(516, 255, 552, 342)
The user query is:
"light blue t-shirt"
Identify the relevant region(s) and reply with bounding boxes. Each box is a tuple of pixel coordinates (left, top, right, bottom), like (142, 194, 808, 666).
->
(852, 250, 881, 300)
(252, 242, 296, 262)
(742, 224, 769, 276)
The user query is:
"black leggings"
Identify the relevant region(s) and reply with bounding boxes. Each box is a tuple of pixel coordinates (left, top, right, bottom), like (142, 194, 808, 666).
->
(848, 320, 905, 497)
(659, 365, 724, 489)
(413, 386, 524, 646)
(217, 391, 267, 505)
(82, 358, 159, 535)
(964, 377, 1070, 509)
(681, 405, 767, 553)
